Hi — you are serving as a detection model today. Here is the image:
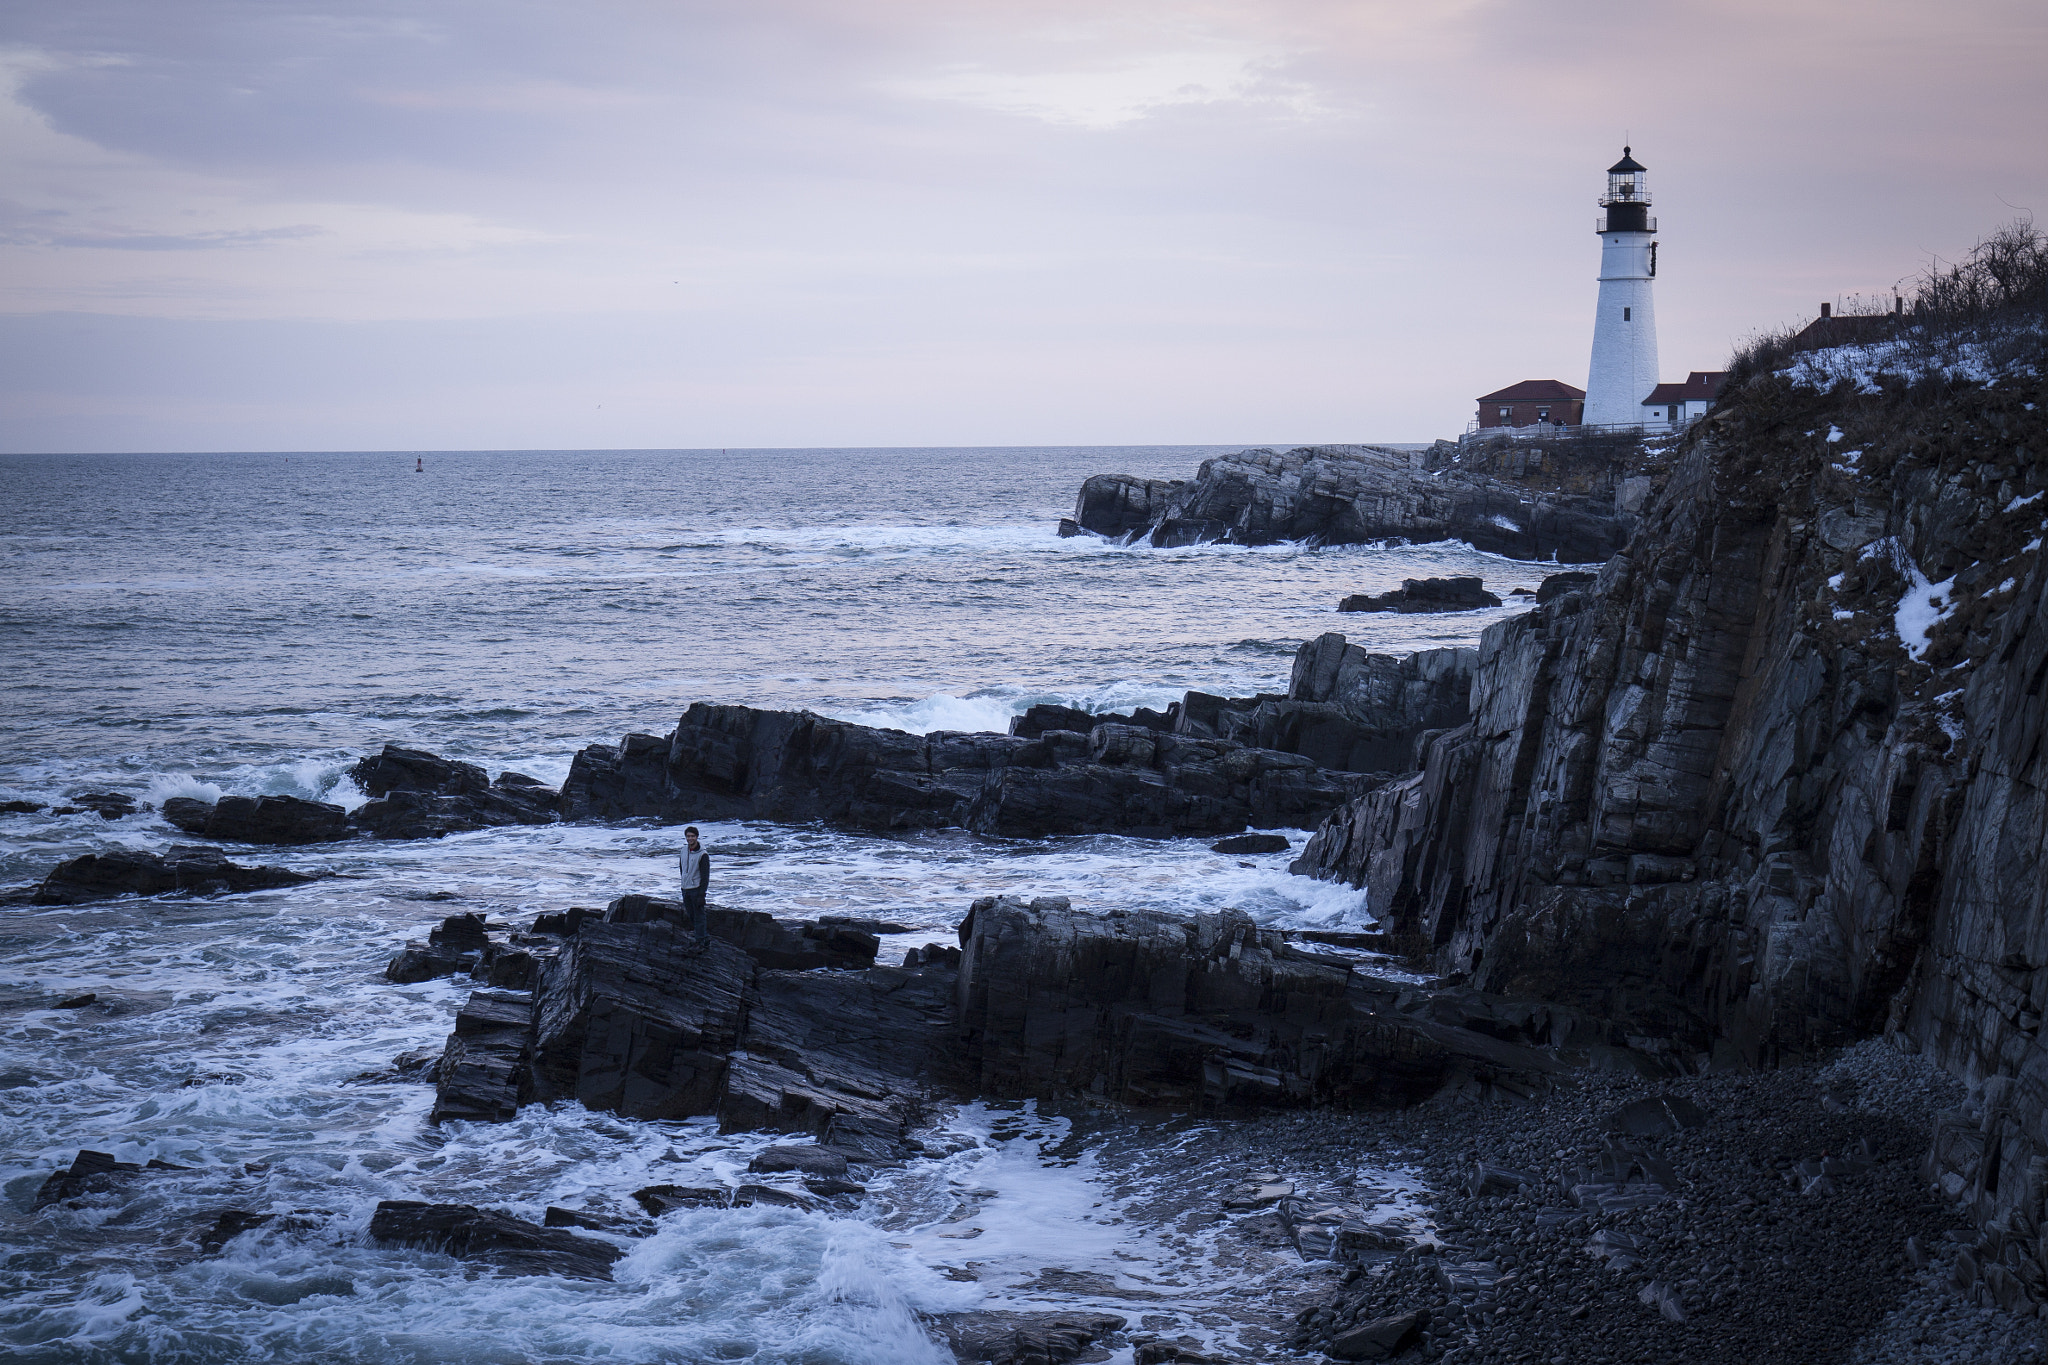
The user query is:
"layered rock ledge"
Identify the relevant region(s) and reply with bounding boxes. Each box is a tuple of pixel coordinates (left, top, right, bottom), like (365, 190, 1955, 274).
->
(416, 893, 1633, 1150)
(1066, 442, 1640, 562)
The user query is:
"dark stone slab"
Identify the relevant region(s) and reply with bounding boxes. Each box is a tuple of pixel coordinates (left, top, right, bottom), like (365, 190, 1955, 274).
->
(1535, 569, 1597, 604)
(1330, 1310, 1428, 1360)
(938, 1311, 1129, 1365)
(747, 1145, 850, 1178)
(32, 846, 317, 905)
(631, 1185, 729, 1215)
(366, 1200, 623, 1280)
(605, 896, 879, 970)
(1339, 576, 1502, 614)
(35, 1150, 143, 1208)
(186, 794, 352, 845)
(1211, 833, 1290, 854)
(345, 744, 560, 839)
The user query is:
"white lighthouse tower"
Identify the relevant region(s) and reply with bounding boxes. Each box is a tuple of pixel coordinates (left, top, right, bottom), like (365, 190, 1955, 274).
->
(1583, 147, 1660, 428)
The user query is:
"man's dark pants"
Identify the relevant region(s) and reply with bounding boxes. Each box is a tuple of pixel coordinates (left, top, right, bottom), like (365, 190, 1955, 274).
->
(682, 886, 708, 942)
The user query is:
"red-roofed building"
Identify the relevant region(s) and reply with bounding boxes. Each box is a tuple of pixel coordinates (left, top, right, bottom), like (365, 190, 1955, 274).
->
(1640, 371, 1727, 429)
(1474, 379, 1585, 430)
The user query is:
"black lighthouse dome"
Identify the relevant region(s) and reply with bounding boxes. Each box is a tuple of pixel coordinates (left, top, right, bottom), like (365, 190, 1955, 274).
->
(1598, 146, 1654, 234)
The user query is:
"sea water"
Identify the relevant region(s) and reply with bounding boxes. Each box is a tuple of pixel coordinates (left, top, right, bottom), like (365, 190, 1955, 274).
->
(0, 446, 1573, 1362)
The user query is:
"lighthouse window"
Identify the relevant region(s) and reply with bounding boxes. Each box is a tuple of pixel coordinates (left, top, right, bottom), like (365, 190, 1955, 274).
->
(1623, 307, 1631, 321)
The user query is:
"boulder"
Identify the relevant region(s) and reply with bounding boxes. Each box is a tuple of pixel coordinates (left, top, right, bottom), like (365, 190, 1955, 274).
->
(747, 1145, 850, 1178)
(1211, 833, 1290, 854)
(526, 924, 751, 1120)
(1329, 1310, 1428, 1360)
(350, 745, 490, 798)
(430, 991, 535, 1124)
(366, 1201, 623, 1280)
(164, 794, 352, 845)
(427, 896, 1573, 1136)
(31, 846, 317, 906)
(631, 1185, 729, 1215)
(531, 907, 601, 937)
(1009, 703, 1098, 738)
(161, 797, 214, 834)
(35, 1150, 142, 1207)
(1338, 576, 1502, 614)
(1071, 474, 1185, 538)
(384, 943, 473, 984)
(71, 792, 140, 819)
(1167, 636, 1476, 776)
(1534, 569, 1596, 604)
(346, 744, 560, 839)
(383, 913, 504, 984)
(938, 1312, 1130, 1365)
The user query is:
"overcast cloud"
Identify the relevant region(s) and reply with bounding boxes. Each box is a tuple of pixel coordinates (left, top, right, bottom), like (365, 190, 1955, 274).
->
(2, 0, 2043, 452)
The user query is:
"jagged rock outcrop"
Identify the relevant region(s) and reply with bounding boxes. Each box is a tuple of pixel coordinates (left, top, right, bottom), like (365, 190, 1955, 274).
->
(367, 1201, 623, 1280)
(1292, 361, 2048, 1231)
(1069, 474, 1186, 538)
(441, 916, 957, 1149)
(560, 702, 1373, 837)
(161, 793, 352, 844)
(1339, 576, 1502, 614)
(1173, 635, 1475, 776)
(553, 638, 1474, 837)
(425, 894, 1589, 1141)
(955, 897, 1568, 1109)
(347, 744, 560, 839)
(1067, 445, 1631, 561)
(31, 845, 319, 905)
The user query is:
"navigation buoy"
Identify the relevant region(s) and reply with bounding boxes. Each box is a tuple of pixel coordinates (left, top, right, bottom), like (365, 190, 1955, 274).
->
(415, 457, 424, 473)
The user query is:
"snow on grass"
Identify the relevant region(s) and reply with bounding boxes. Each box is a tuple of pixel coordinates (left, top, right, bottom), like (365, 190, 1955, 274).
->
(2007, 490, 2044, 513)
(1826, 426, 1845, 443)
(1779, 323, 2044, 394)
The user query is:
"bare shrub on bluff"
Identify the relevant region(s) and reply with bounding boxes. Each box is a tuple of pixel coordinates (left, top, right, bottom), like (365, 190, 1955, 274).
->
(1727, 218, 2047, 391)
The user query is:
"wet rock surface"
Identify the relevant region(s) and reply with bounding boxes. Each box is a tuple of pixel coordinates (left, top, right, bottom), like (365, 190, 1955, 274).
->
(418, 893, 1597, 1146)
(936, 1310, 1130, 1365)
(365, 1200, 623, 1280)
(161, 793, 351, 844)
(1066, 443, 1632, 561)
(1338, 577, 1502, 615)
(346, 744, 562, 839)
(30, 845, 319, 905)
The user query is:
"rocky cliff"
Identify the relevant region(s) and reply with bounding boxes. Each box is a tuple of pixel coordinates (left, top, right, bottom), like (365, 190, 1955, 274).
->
(1292, 357, 2048, 1230)
(1068, 442, 1638, 562)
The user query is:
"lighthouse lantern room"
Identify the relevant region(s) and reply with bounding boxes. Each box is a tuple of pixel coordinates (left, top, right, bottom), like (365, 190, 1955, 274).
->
(1583, 147, 1661, 427)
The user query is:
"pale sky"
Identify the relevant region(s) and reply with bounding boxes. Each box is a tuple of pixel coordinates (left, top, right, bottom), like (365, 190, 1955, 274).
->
(3, 0, 2043, 453)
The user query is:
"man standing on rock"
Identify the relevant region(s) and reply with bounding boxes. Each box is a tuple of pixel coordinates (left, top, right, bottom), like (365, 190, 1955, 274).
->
(678, 826, 710, 946)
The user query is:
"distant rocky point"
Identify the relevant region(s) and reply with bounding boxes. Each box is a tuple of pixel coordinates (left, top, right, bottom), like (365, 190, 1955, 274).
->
(1062, 438, 1647, 562)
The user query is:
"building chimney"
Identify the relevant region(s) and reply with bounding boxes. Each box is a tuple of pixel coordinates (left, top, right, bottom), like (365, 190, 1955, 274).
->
(1821, 302, 1832, 319)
